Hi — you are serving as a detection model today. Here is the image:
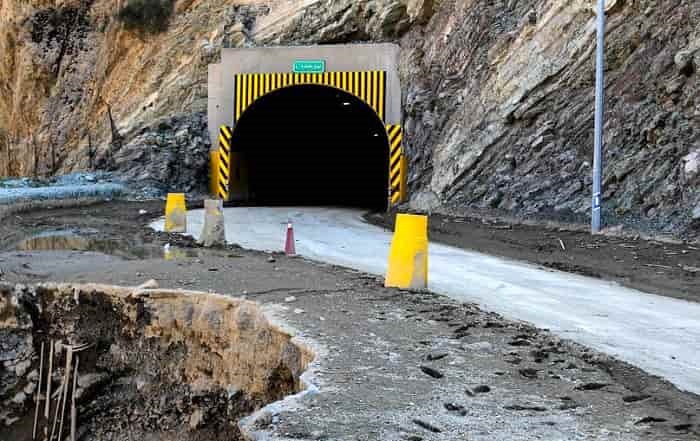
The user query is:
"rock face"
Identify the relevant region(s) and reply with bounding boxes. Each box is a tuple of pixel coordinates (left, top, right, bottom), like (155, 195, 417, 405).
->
(1, 0, 698, 235)
(397, 0, 699, 235)
(0, 0, 222, 192)
(108, 112, 209, 194)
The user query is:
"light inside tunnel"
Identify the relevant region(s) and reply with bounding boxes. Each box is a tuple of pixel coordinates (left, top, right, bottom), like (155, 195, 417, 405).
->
(230, 84, 390, 211)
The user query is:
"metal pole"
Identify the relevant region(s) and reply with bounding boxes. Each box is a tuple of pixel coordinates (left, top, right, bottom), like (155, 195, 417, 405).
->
(592, 0, 606, 233)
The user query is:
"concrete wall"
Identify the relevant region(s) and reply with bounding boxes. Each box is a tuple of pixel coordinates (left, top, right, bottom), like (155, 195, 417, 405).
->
(207, 63, 223, 149)
(208, 44, 402, 150)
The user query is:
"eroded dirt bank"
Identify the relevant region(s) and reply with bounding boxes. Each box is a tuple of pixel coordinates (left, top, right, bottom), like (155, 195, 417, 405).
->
(1, 282, 312, 441)
(0, 200, 699, 439)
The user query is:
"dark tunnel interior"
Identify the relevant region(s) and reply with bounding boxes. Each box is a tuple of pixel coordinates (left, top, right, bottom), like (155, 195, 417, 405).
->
(230, 84, 390, 211)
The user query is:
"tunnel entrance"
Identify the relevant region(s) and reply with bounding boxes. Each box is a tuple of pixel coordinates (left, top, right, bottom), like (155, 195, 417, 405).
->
(229, 85, 390, 211)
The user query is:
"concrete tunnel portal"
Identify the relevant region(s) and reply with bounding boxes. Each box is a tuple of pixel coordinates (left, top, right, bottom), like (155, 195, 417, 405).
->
(209, 44, 407, 211)
(231, 85, 391, 211)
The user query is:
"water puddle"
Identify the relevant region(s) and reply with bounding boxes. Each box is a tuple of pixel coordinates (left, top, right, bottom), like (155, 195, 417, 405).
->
(15, 230, 197, 260)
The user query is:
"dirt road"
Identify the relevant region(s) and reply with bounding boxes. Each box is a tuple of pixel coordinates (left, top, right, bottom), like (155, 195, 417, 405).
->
(368, 213, 700, 303)
(1, 200, 699, 440)
(153, 206, 700, 395)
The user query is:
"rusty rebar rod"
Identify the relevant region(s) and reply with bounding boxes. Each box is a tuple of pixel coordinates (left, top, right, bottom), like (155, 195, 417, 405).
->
(71, 356, 79, 441)
(44, 340, 54, 419)
(57, 346, 73, 440)
(32, 342, 45, 440)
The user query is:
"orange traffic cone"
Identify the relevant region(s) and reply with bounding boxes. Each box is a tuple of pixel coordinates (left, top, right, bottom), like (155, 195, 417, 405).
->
(285, 220, 296, 256)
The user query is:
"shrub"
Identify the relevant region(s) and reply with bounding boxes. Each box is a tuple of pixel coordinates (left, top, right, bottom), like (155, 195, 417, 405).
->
(117, 0, 174, 34)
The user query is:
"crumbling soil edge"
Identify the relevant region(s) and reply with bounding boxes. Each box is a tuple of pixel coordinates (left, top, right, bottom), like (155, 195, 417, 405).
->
(1, 281, 319, 440)
(230, 278, 700, 440)
(238, 303, 323, 441)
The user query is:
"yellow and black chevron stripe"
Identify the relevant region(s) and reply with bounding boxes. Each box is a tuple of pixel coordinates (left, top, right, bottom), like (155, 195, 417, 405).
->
(387, 124, 404, 206)
(234, 71, 387, 123)
(217, 125, 232, 200)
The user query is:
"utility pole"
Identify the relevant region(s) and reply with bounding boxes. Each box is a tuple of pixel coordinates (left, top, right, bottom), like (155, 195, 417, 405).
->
(592, 0, 606, 233)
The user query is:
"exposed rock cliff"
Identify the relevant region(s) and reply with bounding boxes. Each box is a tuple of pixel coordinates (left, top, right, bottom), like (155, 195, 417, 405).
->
(0, 0, 698, 234)
(397, 0, 699, 235)
(0, 0, 233, 190)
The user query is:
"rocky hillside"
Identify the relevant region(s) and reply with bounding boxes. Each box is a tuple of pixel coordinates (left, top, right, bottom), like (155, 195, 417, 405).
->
(398, 0, 699, 237)
(0, 0, 698, 235)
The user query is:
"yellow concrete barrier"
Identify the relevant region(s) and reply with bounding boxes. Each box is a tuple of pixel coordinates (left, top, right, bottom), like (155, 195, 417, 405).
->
(164, 193, 187, 233)
(385, 213, 428, 289)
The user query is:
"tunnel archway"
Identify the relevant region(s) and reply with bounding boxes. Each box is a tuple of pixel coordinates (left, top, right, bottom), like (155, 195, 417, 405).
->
(229, 84, 390, 211)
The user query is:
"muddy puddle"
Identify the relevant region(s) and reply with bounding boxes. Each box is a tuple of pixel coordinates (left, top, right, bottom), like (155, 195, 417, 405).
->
(14, 231, 197, 261)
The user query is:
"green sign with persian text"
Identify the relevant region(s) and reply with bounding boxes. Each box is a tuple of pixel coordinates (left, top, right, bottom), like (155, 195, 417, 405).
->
(293, 60, 326, 74)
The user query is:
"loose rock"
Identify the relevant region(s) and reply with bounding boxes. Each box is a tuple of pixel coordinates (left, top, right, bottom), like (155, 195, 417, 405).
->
(575, 382, 607, 391)
(519, 368, 539, 379)
(419, 366, 444, 379)
(443, 402, 467, 416)
(623, 394, 651, 403)
(504, 404, 547, 412)
(426, 352, 448, 361)
(473, 385, 491, 394)
(635, 416, 667, 425)
(412, 419, 442, 433)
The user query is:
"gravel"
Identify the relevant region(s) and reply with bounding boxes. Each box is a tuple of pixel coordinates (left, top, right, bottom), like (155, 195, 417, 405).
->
(0, 173, 126, 205)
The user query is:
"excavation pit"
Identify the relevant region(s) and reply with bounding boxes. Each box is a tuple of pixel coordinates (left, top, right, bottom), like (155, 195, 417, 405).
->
(0, 283, 313, 441)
